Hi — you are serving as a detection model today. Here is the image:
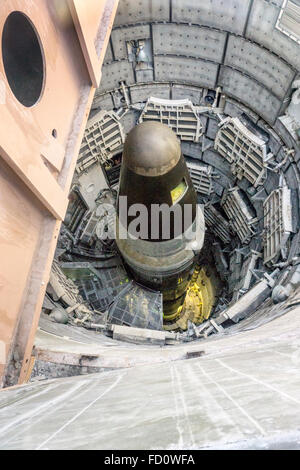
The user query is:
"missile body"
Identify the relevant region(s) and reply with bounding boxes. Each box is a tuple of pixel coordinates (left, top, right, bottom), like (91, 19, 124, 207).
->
(116, 122, 205, 319)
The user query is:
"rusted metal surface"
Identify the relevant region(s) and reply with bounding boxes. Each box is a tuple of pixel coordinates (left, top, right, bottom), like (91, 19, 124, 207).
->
(0, 0, 118, 387)
(68, 0, 118, 88)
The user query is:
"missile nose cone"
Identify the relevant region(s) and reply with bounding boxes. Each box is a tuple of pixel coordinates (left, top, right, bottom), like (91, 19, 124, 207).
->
(116, 121, 204, 319)
(123, 121, 181, 176)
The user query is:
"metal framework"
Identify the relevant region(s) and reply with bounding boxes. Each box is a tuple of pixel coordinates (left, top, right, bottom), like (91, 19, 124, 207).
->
(276, 0, 300, 45)
(61, 261, 129, 312)
(233, 250, 262, 300)
(263, 186, 294, 265)
(139, 97, 204, 142)
(75, 210, 99, 246)
(221, 188, 257, 244)
(77, 110, 125, 173)
(107, 281, 163, 330)
(215, 117, 269, 187)
(204, 204, 232, 244)
(187, 161, 214, 195)
(50, 260, 82, 307)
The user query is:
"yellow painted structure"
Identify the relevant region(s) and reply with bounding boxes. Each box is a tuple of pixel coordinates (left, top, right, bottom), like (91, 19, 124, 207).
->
(164, 265, 218, 331)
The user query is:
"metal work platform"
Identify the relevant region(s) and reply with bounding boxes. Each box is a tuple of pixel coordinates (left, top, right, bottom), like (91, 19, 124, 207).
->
(107, 281, 163, 330)
(139, 97, 204, 142)
(221, 188, 258, 244)
(263, 186, 295, 265)
(77, 110, 125, 173)
(215, 117, 271, 187)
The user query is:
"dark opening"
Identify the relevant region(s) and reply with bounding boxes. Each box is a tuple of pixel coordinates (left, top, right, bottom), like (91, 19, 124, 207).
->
(101, 153, 122, 188)
(2, 11, 44, 107)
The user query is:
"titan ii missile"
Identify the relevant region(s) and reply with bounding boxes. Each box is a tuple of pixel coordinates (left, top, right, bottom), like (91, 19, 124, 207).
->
(116, 121, 205, 320)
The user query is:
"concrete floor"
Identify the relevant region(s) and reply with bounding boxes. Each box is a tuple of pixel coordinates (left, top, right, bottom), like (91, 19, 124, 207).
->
(0, 306, 300, 449)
